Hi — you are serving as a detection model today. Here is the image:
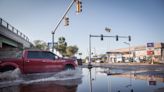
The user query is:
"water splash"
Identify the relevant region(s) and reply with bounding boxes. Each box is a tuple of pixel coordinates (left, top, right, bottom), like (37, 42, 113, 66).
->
(23, 68, 83, 84)
(0, 68, 23, 88)
(0, 67, 82, 88)
(0, 68, 21, 81)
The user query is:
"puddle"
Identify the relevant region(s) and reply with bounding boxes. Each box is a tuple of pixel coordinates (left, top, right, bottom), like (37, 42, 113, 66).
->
(78, 67, 164, 92)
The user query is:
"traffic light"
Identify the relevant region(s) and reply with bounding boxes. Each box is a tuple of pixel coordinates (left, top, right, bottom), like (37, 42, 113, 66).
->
(76, 0, 82, 13)
(101, 34, 103, 41)
(116, 35, 118, 41)
(64, 17, 69, 26)
(128, 35, 131, 41)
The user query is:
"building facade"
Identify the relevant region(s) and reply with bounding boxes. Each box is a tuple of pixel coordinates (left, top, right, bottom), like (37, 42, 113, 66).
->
(106, 42, 164, 63)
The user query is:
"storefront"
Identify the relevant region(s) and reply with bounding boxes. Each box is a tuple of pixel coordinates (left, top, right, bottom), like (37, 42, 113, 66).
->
(106, 42, 164, 63)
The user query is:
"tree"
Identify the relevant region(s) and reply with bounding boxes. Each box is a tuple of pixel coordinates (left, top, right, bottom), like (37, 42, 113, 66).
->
(33, 40, 48, 50)
(54, 37, 67, 57)
(66, 45, 78, 57)
(54, 37, 78, 57)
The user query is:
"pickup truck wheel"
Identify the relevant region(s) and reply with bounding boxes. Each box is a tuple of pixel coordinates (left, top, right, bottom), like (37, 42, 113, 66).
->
(65, 65, 75, 70)
(0, 66, 16, 72)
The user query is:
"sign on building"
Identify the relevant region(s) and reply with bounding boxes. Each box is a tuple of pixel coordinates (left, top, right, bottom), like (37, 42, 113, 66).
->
(147, 43, 154, 55)
(147, 43, 154, 47)
(147, 50, 154, 55)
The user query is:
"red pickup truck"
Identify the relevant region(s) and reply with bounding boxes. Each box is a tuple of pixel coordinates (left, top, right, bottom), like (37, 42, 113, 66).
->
(0, 50, 77, 74)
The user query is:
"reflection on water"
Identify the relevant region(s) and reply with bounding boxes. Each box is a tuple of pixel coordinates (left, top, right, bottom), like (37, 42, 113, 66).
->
(82, 67, 164, 92)
(20, 82, 78, 92)
(0, 67, 164, 92)
(0, 81, 79, 92)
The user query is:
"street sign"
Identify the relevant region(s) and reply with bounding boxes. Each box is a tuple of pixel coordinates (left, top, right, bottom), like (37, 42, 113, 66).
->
(147, 43, 154, 47)
(48, 42, 57, 49)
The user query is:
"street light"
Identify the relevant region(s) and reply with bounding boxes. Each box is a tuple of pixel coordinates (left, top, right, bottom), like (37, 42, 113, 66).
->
(123, 42, 131, 61)
(105, 27, 111, 32)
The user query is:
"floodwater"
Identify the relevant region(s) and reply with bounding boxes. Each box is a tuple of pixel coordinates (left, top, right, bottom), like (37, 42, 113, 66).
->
(0, 67, 164, 92)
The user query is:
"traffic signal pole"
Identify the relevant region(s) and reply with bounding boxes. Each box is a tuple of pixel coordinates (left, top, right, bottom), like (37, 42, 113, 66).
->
(88, 34, 131, 67)
(88, 35, 92, 68)
(52, 0, 77, 52)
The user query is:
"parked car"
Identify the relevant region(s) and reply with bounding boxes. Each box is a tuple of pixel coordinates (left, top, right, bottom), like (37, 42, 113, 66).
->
(125, 58, 130, 63)
(134, 57, 140, 62)
(0, 50, 77, 74)
(95, 60, 104, 63)
(77, 59, 83, 65)
(116, 54, 123, 63)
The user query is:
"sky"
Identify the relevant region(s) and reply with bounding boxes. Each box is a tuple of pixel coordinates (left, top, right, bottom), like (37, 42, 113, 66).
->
(0, 0, 164, 58)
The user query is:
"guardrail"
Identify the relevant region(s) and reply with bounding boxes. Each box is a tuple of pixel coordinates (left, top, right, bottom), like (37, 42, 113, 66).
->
(0, 18, 29, 42)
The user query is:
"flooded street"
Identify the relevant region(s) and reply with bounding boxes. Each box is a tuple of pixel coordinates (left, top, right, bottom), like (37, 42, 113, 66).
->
(0, 66, 164, 92)
(79, 67, 164, 92)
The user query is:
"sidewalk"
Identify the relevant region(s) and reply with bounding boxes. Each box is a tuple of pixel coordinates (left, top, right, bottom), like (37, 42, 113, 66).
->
(82, 62, 164, 72)
(91, 62, 164, 66)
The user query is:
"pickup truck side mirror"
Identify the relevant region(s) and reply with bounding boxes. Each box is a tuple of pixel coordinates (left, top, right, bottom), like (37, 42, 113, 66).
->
(54, 55, 60, 60)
